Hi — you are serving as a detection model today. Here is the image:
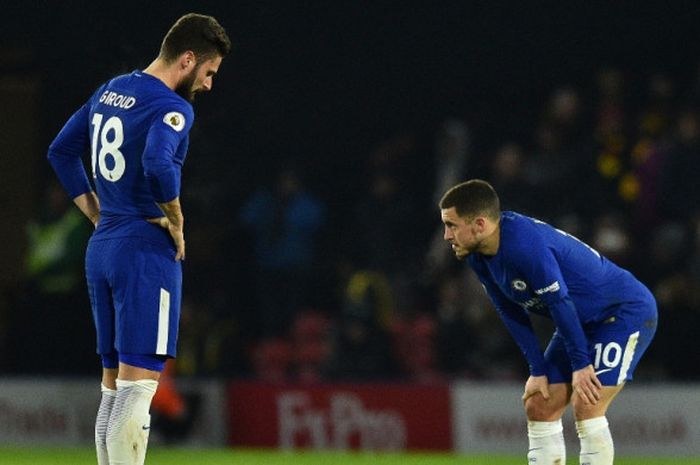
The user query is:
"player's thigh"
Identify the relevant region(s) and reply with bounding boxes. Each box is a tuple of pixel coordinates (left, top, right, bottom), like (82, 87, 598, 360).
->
(572, 383, 624, 420)
(102, 368, 119, 390)
(524, 382, 571, 421)
(118, 362, 161, 382)
(111, 239, 182, 357)
(86, 239, 116, 355)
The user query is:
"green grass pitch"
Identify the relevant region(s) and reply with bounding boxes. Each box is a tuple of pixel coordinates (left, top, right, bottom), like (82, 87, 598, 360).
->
(1, 447, 699, 465)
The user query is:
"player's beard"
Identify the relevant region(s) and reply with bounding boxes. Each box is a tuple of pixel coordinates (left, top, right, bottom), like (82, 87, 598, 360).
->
(175, 66, 199, 102)
(452, 239, 479, 260)
(453, 246, 468, 260)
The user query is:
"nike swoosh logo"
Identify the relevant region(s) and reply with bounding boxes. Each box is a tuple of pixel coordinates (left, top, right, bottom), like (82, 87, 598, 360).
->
(142, 425, 151, 430)
(594, 368, 613, 375)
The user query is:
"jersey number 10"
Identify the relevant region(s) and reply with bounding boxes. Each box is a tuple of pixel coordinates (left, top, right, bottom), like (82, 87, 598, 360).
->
(593, 342, 622, 370)
(91, 113, 126, 182)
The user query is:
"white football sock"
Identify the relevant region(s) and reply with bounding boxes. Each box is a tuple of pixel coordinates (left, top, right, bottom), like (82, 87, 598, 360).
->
(576, 416, 614, 465)
(527, 419, 566, 465)
(96, 384, 117, 465)
(106, 379, 158, 465)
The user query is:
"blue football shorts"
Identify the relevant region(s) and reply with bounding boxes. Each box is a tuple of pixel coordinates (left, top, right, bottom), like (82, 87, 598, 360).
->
(86, 236, 182, 361)
(543, 299, 658, 386)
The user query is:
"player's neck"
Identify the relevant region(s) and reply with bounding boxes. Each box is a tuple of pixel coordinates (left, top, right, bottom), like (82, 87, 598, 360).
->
(479, 222, 500, 256)
(142, 58, 179, 91)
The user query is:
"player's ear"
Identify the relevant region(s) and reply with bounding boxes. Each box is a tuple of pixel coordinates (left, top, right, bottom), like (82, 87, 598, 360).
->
(180, 51, 196, 70)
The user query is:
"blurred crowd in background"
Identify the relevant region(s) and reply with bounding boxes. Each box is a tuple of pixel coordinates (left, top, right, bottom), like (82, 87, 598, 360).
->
(4, 61, 700, 385)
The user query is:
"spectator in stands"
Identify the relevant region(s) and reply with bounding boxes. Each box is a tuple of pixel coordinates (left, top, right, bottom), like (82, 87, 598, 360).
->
(488, 142, 533, 214)
(426, 119, 471, 279)
(239, 165, 326, 337)
(524, 86, 588, 222)
(13, 181, 94, 373)
(348, 169, 416, 275)
(324, 269, 397, 381)
(651, 216, 700, 379)
(659, 108, 700, 222)
(580, 68, 631, 221)
(435, 270, 523, 380)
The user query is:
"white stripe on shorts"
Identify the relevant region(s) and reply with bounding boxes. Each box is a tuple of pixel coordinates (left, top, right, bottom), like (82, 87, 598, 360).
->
(617, 331, 640, 385)
(156, 288, 170, 355)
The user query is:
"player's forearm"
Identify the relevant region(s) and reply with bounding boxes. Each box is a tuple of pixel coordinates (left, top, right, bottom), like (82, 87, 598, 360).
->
(73, 191, 100, 226)
(498, 308, 547, 376)
(157, 197, 184, 229)
(548, 296, 592, 370)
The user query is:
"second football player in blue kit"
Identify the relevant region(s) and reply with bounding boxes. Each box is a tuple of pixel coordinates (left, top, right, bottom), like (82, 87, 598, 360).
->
(439, 179, 657, 465)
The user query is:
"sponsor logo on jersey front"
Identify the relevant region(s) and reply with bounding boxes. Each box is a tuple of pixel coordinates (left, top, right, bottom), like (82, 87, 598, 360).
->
(163, 111, 186, 132)
(519, 297, 546, 311)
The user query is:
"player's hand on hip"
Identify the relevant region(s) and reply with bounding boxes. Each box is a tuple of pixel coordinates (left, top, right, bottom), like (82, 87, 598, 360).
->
(168, 224, 185, 261)
(572, 364, 602, 405)
(147, 217, 169, 229)
(522, 375, 550, 402)
(147, 217, 186, 261)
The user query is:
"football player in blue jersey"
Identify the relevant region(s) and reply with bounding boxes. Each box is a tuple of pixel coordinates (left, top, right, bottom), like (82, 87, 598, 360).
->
(47, 13, 231, 465)
(439, 179, 657, 465)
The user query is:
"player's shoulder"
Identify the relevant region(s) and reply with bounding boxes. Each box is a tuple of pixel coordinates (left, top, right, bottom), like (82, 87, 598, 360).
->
(87, 72, 132, 104)
(135, 73, 192, 110)
(501, 211, 542, 241)
(131, 71, 194, 131)
(90, 71, 156, 111)
(499, 211, 547, 260)
(113, 71, 192, 107)
(100, 71, 143, 96)
(153, 93, 194, 134)
(148, 87, 194, 129)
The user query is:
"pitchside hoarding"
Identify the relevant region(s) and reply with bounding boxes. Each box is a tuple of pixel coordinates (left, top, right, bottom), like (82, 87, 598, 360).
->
(1, 378, 697, 456)
(227, 382, 452, 450)
(451, 382, 700, 456)
(0, 378, 226, 445)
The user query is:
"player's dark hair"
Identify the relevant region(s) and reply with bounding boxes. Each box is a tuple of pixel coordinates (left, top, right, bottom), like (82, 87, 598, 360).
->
(439, 179, 501, 220)
(160, 13, 232, 63)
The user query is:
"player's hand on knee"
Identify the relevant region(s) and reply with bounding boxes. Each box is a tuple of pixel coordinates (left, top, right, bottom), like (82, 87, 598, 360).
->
(572, 364, 602, 405)
(522, 375, 550, 402)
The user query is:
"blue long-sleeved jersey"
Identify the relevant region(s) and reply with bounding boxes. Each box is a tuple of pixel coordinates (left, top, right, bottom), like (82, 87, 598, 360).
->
(47, 71, 193, 243)
(468, 211, 652, 375)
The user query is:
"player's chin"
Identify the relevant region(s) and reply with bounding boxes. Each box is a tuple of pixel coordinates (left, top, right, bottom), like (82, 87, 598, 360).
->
(452, 248, 468, 260)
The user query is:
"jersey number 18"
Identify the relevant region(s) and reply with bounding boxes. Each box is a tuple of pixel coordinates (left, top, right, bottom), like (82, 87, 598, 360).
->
(91, 113, 125, 182)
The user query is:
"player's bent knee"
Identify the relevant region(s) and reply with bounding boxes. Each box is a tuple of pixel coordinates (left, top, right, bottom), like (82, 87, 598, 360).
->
(572, 395, 609, 420)
(118, 354, 168, 381)
(524, 394, 567, 421)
